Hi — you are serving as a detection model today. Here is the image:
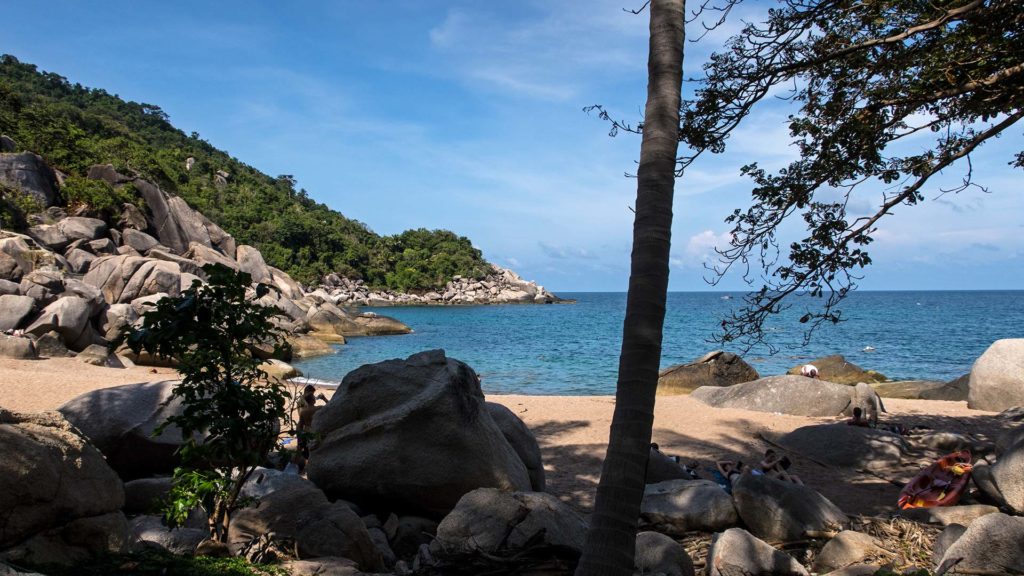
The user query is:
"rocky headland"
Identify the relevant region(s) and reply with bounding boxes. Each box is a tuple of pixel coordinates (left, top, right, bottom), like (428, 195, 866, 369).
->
(0, 142, 563, 371)
(319, 265, 565, 306)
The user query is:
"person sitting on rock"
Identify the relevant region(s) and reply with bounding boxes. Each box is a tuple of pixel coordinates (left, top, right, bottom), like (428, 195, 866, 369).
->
(800, 364, 820, 379)
(847, 406, 871, 427)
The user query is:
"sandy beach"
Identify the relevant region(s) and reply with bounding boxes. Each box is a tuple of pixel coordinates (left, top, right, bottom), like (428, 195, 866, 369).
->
(0, 356, 1002, 517)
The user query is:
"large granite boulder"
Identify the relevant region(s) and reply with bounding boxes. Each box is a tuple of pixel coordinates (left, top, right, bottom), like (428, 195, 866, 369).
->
(184, 242, 238, 271)
(812, 531, 886, 574)
(0, 152, 58, 207)
(706, 528, 808, 576)
(635, 531, 695, 576)
(307, 350, 532, 516)
(25, 296, 104, 351)
(936, 513, 1024, 575)
(691, 375, 881, 417)
(306, 302, 361, 336)
(0, 294, 35, 330)
(128, 515, 206, 556)
(732, 472, 847, 542)
(968, 339, 1024, 411)
(775, 424, 908, 470)
(235, 244, 272, 284)
(640, 479, 738, 535)
(285, 332, 335, 359)
(350, 313, 412, 336)
(83, 255, 181, 303)
(57, 381, 195, 480)
(57, 217, 107, 242)
(121, 228, 162, 254)
(227, 475, 384, 571)
(26, 224, 69, 251)
(657, 350, 759, 394)
(972, 436, 1024, 514)
(787, 355, 887, 385)
(484, 402, 545, 492)
(430, 488, 586, 559)
(0, 410, 126, 564)
(19, 269, 64, 305)
(0, 335, 37, 359)
(132, 176, 236, 256)
(0, 252, 22, 282)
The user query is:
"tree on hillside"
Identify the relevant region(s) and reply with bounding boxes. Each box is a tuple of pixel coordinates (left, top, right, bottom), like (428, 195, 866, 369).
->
(575, 1, 685, 574)
(679, 0, 1023, 349)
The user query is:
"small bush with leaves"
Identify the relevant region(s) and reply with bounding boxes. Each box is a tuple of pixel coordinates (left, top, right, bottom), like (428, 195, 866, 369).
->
(115, 263, 292, 542)
(60, 174, 137, 217)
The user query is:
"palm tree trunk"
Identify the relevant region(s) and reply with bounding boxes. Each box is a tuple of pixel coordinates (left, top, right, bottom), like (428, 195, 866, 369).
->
(574, 1, 684, 574)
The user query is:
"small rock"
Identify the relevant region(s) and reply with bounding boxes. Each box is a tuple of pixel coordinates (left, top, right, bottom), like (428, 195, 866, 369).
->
(0, 335, 37, 359)
(635, 530, 695, 576)
(75, 344, 124, 368)
(34, 330, 69, 358)
(812, 531, 885, 573)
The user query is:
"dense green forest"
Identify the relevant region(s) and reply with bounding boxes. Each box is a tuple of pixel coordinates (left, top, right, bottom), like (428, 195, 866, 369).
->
(0, 55, 490, 290)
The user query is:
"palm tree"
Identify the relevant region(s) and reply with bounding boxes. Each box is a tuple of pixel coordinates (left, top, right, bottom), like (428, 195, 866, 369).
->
(574, 1, 685, 574)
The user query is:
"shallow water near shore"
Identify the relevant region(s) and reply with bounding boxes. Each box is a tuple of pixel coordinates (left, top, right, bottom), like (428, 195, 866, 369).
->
(293, 290, 1023, 395)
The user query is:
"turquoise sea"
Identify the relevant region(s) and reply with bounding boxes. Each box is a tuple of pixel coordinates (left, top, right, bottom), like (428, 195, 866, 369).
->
(292, 291, 1023, 395)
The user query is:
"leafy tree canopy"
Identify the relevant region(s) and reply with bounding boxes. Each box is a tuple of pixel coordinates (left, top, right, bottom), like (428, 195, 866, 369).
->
(0, 55, 489, 290)
(677, 0, 1023, 349)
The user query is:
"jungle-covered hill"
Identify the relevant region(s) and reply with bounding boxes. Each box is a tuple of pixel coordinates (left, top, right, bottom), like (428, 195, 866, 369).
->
(0, 55, 490, 290)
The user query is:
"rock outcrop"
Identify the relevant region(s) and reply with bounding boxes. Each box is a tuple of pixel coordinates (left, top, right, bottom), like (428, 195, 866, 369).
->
(706, 528, 808, 576)
(775, 424, 908, 470)
(307, 350, 533, 516)
(657, 350, 759, 395)
(320, 264, 563, 306)
(0, 152, 59, 207)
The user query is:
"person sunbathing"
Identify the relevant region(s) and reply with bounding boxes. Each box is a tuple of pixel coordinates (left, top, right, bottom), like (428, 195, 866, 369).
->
(800, 364, 820, 379)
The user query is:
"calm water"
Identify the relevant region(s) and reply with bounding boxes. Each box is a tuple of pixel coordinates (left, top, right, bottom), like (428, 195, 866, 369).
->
(293, 291, 1023, 395)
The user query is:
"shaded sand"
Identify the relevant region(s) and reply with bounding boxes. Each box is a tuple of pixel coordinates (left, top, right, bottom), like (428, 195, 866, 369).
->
(0, 357, 1004, 518)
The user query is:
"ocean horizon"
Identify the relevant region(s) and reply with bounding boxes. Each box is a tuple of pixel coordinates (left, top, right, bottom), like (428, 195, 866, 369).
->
(292, 290, 1024, 395)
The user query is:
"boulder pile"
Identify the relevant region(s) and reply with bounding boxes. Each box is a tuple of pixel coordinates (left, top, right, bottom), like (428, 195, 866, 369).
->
(0, 158, 415, 364)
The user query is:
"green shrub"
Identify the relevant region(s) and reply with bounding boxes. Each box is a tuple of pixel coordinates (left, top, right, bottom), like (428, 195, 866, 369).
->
(60, 174, 137, 216)
(0, 184, 43, 230)
(115, 264, 292, 541)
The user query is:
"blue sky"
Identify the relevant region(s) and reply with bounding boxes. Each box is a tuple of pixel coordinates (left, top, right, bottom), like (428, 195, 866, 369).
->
(3, 1, 1022, 291)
